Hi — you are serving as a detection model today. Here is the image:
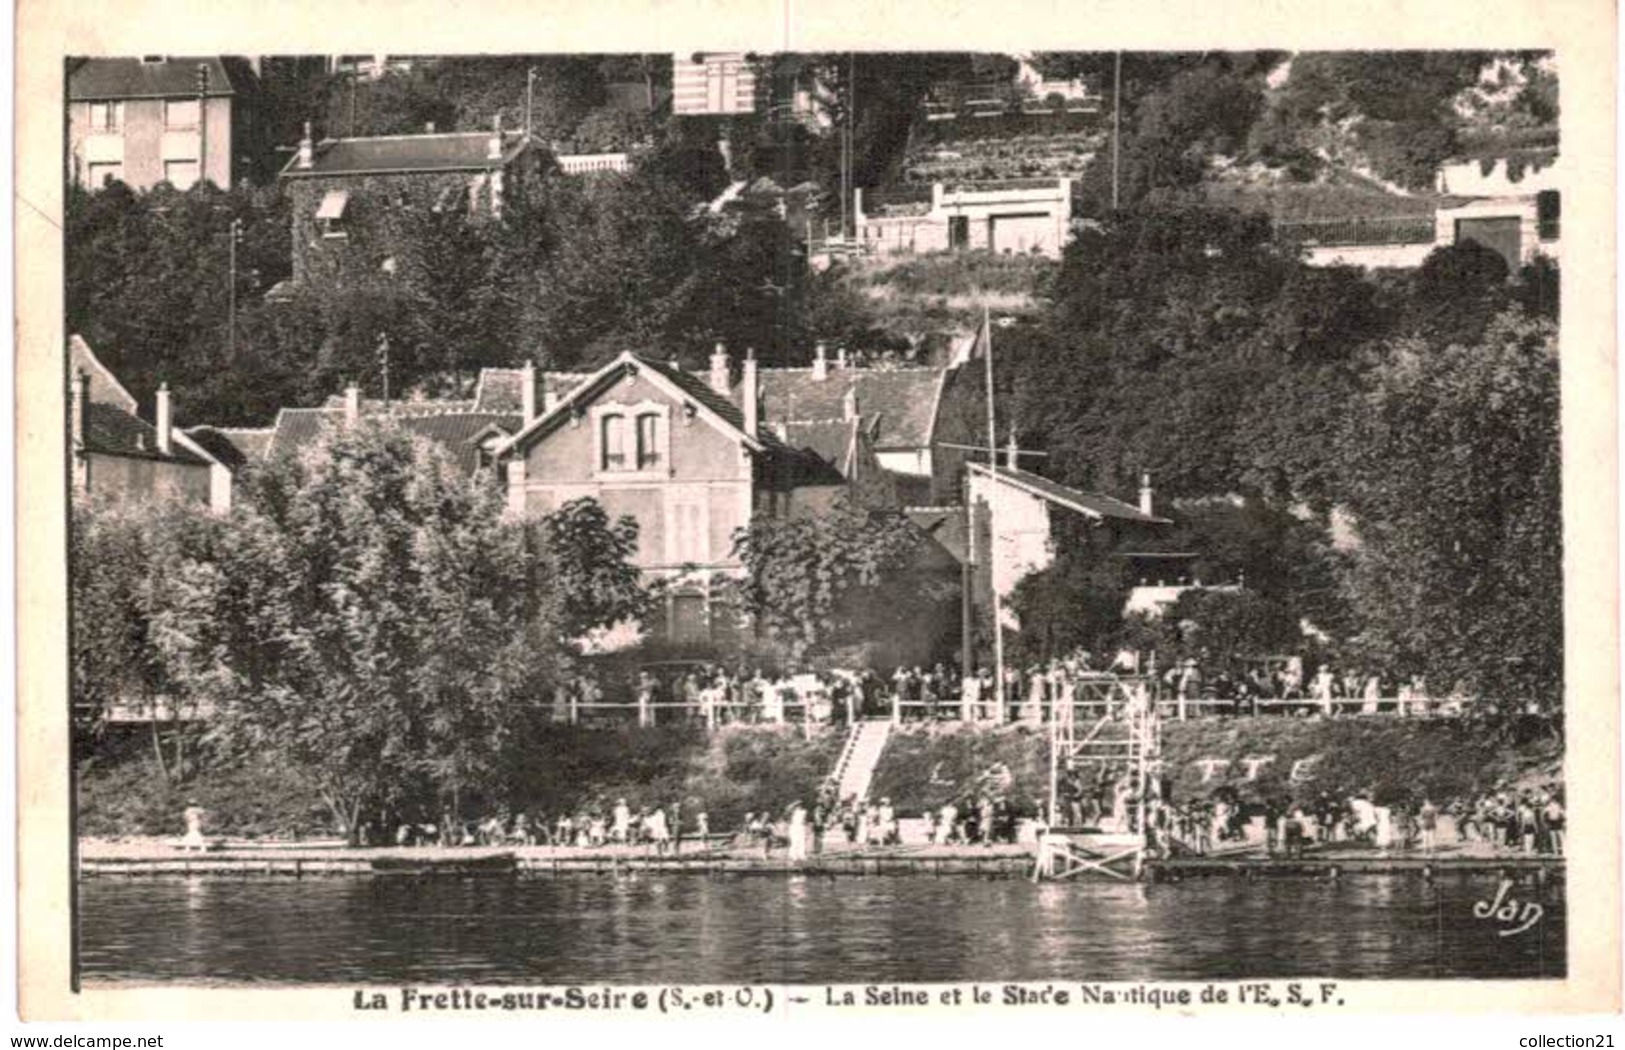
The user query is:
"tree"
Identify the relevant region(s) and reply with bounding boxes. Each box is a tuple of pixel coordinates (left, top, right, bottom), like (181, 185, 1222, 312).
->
(536, 497, 649, 639)
(1007, 554, 1129, 663)
(206, 419, 568, 835)
(1164, 588, 1302, 674)
(731, 504, 926, 660)
(70, 498, 227, 780)
(1336, 309, 1560, 703)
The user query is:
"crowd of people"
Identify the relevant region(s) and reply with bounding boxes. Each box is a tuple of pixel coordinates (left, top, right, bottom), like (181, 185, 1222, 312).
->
(1152, 784, 1566, 858)
(545, 650, 1487, 728)
(365, 778, 1563, 860)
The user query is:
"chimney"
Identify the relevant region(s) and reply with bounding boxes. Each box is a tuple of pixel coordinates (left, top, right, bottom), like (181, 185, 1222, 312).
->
(836, 346, 848, 370)
(155, 383, 173, 455)
(1139, 472, 1154, 516)
(488, 114, 504, 160)
(1006, 427, 1020, 469)
(812, 341, 828, 381)
(296, 121, 314, 169)
(842, 385, 858, 422)
(521, 360, 538, 424)
(69, 369, 88, 449)
(709, 342, 731, 395)
(425, 121, 436, 133)
(344, 383, 361, 427)
(742, 349, 759, 438)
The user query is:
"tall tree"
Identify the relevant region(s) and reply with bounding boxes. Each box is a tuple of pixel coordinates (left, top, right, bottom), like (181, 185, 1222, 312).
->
(1337, 309, 1561, 702)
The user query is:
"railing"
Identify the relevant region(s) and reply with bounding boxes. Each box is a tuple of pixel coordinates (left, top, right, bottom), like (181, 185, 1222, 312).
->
(552, 691, 1478, 730)
(1274, 215, 1437, 247)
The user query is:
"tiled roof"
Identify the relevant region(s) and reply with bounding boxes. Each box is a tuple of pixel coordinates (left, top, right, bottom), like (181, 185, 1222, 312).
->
(744, 366, 947, 451)
(471, 368, 590, 413)
(780, 419, 858, 479)
(905, 506, 970, 565)
(68, 57, 245, 100)
(82, 403, 209, 465)
(318, 395, 479, 414)
(500, 352, 786, 457)
(268, 408, 519, 475)
(971, 463, 1171, 524)
(638, 356, 755, 435)
(183, 426, 271, 469)
(68, 335, 138, 413)
(281, 132, 531, 178)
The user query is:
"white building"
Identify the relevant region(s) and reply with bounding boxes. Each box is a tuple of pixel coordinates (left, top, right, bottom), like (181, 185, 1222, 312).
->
(855, 178, 1073, 258)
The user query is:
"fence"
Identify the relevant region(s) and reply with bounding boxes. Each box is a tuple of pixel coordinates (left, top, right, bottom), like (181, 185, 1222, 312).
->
(1274, 214, 1437, 248)
(551, 688, 1475, 730)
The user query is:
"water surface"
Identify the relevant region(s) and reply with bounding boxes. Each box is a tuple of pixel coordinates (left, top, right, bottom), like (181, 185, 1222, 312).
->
(79, 872, 1565, 984)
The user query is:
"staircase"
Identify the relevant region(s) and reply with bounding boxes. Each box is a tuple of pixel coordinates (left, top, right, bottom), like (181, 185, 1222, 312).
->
(830, 719, 894, 803)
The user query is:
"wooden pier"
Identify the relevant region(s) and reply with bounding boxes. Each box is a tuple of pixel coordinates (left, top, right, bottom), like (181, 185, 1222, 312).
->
(1146, 853, 1565, 880)
(76, 841, 1564, 881)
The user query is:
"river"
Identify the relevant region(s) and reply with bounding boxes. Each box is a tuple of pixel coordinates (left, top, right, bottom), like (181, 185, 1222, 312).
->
(78, 872, 1564, 984)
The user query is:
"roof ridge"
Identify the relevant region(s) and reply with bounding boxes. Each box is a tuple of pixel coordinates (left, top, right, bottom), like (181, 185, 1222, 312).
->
(326, 131, 509, 144)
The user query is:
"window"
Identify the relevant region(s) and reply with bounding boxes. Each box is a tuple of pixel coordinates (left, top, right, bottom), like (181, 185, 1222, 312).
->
(1537, 190, 1560, 242)
(87, 102, 122, 132)
(600, 414, 627, 470)
(86, 162, 123, 188)
(164, 99, 200, 129)
(315, 189, 350, 238)
(163, 159, 199, 189)
(636, 413, 661, 469)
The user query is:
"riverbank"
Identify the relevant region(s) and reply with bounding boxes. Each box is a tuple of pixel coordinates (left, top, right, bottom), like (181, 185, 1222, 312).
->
(78, 716, 1562, 841)
(79, 835, 1563, 880)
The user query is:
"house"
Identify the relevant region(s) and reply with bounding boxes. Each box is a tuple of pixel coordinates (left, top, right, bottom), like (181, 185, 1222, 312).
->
(493, 351, 851, 643)
(67, 56, 257, 191)
(965, 458, 1176, 632)
(1434, 153, 1561, 270)
(671, 52, 761, 116)
(277, 121, 537, 286)
(202, 388, 523, 479)
(854, 179, 1073, 258)
(67, 336, 230, 513)
(739, 342, 986, 505)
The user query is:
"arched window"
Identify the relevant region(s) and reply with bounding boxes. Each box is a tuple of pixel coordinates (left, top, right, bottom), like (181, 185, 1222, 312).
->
(600, 414, 626, 470)
(636, 412, 661, 469)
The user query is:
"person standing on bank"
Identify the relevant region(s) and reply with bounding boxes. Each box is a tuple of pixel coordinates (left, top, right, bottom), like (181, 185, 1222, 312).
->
(787, 803, 809, 862)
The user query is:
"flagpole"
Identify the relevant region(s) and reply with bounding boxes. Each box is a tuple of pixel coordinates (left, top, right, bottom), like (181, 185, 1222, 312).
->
(982, 303, 1006, 722)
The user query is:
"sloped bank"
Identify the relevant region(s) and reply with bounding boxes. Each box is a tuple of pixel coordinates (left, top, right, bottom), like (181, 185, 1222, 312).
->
(866, 717, 1562, 816)
(77, 724, 843, 841)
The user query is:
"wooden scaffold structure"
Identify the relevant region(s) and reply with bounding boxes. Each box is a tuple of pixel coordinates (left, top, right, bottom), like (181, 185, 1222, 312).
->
(1033, 675, 1161, 881)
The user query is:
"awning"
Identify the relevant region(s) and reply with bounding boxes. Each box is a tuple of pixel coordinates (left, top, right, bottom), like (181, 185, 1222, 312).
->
(315, 189, 349, 221)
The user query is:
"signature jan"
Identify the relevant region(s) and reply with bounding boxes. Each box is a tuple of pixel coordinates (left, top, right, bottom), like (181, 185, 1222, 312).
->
(1473, 878, 1544, 937)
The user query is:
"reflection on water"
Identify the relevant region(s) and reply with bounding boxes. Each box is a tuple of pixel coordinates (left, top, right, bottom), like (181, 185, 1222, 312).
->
(78, 872, 1565, 985)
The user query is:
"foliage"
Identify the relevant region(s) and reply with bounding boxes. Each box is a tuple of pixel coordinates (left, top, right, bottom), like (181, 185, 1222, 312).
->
(1336, 309, 1561, 702)
(731, 503, 927, 660)
(1008, 553, 1129, 663)
(64, 182, 291, 422)
(70, 499, 227, 781)
(536, 498, 649, 638)
(1163, 588, 1302, 672)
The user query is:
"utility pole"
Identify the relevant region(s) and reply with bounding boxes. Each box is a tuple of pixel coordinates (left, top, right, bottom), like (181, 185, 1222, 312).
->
(980, 303, 1006, 714)
(377, 333, 391, 405)
(525, 67, 537, 139)
(195, 63, 210, 188)
(1111, 50, 1123, 211)
(841, 52, 855, 239)
(349, 70, 359, 136)
(227, 218, 243, 361)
